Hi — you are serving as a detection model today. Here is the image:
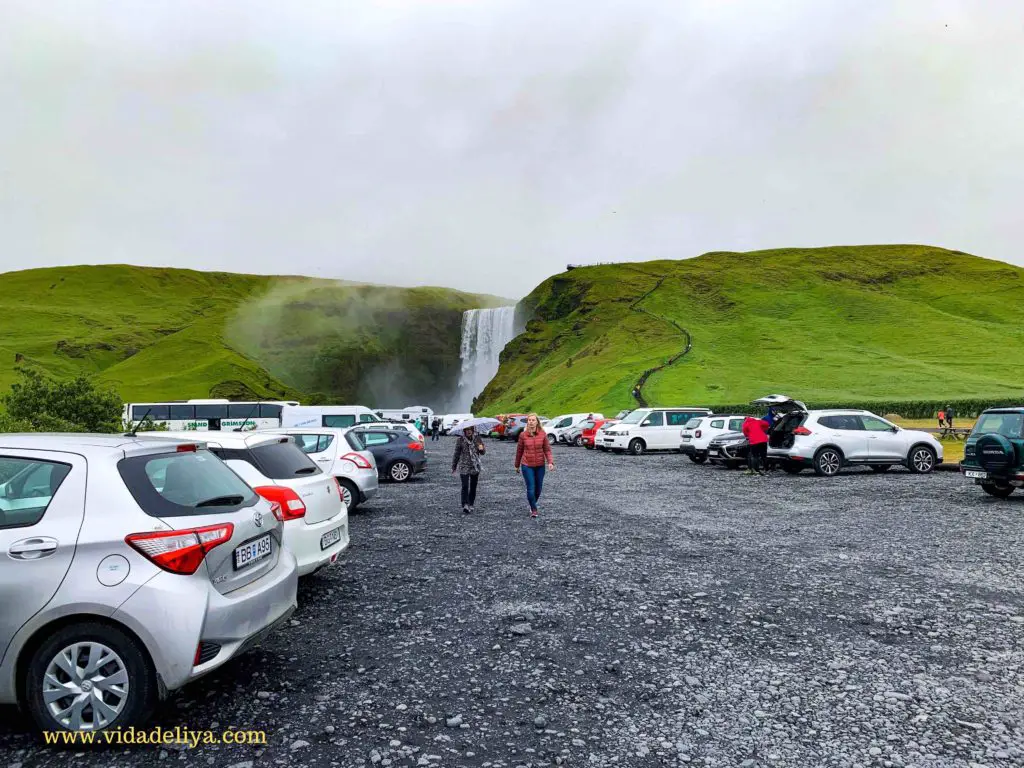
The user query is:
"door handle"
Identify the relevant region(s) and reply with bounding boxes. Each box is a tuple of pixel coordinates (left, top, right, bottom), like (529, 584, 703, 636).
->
(8, 537, 59, 560)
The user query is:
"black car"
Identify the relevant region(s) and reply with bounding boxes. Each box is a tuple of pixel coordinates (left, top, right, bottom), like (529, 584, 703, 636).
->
(707, 431, 749, 469)
(960, 407, 1024, 498)
(349, 427, 427, 483)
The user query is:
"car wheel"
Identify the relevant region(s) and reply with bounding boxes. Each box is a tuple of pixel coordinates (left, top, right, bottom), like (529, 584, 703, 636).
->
(547, 434, 556, 445)
(628, 439, 645, 456)
(689, 452, 708, 464)
(907, 446, 936, 474)
(337, 478, 359, 510)
(870, 464, 892, 474)
(782, 462, 804, 474)
(573, 436, 583, 447)
(25, 622, 157, 734)
(813, 447, 843, 477)
(388, 460, 413, 483)
(982, 482, 1015, 498)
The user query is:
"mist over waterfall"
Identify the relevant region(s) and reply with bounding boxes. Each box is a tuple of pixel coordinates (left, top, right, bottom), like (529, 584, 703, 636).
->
(454, 306, 517, 411)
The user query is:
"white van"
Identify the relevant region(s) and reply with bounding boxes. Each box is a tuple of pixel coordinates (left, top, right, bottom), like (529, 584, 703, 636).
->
(375, 406, 434, 423)
(281, 405, 379, 429)
(545, 413, 604, 444)
(600, 406, 712, 455)
(442, 413, 474, 434)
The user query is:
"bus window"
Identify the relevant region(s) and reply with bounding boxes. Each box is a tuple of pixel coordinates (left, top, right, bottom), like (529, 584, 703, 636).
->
(132, 405, 170, 421)
(228, 403, 258, 419)
(260, 404, 284, 419)
(169, 405, 195, 420)
(194, 404, 229, 420)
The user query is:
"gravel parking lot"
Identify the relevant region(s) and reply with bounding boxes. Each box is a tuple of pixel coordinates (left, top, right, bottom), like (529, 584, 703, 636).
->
(2, 438, 1022, 768)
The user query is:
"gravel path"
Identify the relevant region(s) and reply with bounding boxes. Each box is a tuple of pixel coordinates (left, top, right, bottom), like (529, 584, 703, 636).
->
(2, 439, 1022, 767)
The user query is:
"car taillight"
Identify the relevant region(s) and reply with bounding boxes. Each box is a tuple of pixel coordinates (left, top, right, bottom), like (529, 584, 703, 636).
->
(126, 524, 233, 575)
(342, 452, 373, 469)
(695, 430, 702, 438)
(793, 426, 812, 436)
(408, 441, 424, 451)
(254, 485, 306, 520)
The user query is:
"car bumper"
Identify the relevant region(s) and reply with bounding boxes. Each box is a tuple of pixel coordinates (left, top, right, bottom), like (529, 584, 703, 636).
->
(110, 549, 299, 693)
(284, 512, 351, 577)
(680, 443, 698, 456)
(601, 434, 630, 450)
(354, 468, 379, 500)
(413, 458, 427, 474)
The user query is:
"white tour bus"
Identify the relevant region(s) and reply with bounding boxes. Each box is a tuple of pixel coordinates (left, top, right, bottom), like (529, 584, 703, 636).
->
(123, 399, 299, 431)
(280, 405, 379, 429)
(375, 405, 434, 423)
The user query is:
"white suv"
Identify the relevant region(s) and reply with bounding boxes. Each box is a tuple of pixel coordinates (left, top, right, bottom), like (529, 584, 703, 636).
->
(763, 399, 943, 476)
(680, 415, 746, 463)
(601, 407, 712, 455)
(157, 432, 350, 575)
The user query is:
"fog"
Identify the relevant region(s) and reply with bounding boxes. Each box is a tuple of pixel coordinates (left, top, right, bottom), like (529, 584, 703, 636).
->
(1, 0, 1022, 297)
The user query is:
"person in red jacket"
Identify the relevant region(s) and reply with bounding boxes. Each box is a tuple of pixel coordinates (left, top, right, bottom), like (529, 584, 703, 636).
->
(742, 415, 771, 475)
(514, 413, 555, 518)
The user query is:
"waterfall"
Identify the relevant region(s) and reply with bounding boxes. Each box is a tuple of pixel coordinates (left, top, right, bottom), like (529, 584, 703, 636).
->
(454, 306, 516, 410)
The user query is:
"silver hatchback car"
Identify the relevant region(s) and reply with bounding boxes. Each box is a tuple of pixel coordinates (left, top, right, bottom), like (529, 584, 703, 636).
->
(0, 434, 298, 733)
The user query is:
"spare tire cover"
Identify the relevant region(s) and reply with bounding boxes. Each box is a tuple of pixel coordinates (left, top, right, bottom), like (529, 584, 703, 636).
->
(976, 433, 1016, 471)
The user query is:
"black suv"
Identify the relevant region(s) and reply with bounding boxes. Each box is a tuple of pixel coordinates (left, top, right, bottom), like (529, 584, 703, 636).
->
(960, 408, 1024, 498)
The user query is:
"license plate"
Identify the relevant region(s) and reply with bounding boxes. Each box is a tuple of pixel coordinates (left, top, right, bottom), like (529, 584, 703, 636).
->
(234, 534, 272, 570)
(320, 527, 342, 550)
(710, 449, 720, 456)
(682, 436, 692, 442)
(965, 470, 987, 479)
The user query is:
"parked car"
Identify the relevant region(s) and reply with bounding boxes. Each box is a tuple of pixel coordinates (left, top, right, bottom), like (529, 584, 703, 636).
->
(349, 426, 427, 482)
(760, 396, 943, 476)
(0, 434, 298, 734)
(959, 407, 1024, 498)
(442, 413, 474, 434)
(156, 431, 349, 575)
(494, 414, 526, 439)
(361, 420, 425, 443)
(594, 420, 620, 451)
(261, 427, 378, 510)
(600, 407, 712, 455)
(681, 415, 746, 463)
(503, 415, 530, 440)
(706, 430, 750, 469)
(545, 413, 604, 444)
(581, 418, 615, 449)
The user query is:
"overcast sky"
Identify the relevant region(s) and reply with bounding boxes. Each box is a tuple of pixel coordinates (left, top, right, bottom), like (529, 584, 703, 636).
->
(1, 0, 1021, 297)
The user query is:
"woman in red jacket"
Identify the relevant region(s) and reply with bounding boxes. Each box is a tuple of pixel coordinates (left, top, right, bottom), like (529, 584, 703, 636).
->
(514, 413, 555, 518)
(742, 415, 771, 475)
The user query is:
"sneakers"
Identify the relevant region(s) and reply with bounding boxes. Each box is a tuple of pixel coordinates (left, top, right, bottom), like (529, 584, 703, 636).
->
(462, 505, 470, 514)
(530, 509, 538, 518)
(469, 505, 475, 514)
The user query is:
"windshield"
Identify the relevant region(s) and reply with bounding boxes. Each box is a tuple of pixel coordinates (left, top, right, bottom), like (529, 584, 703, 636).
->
(972, 412, 1024, 439)
(621, 409, 650, 425)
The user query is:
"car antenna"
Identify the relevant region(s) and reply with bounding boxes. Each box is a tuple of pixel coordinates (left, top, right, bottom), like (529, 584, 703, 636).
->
(125, 407, 152, 437)
(234, 400, 263, 432)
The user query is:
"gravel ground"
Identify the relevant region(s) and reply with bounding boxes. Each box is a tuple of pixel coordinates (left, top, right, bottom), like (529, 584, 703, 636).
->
(2, 438, 1023, 768)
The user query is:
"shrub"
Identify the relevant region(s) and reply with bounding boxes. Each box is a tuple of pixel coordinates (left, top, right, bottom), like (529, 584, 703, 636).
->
(2, 369, 123, 433)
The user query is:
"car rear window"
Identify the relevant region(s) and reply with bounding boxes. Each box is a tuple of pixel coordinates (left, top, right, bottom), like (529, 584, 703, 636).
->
(249, 441, 321, 479)
(118, 449, 258, 518)
(973, 413, 1024, 439)
(0, 457, 73, 529)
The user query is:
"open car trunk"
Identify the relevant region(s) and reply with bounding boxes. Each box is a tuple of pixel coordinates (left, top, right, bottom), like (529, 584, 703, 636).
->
(752, 395, 808, 449)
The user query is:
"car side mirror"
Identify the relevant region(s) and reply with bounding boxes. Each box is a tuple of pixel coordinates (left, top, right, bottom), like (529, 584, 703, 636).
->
(891, 425, 899, 433)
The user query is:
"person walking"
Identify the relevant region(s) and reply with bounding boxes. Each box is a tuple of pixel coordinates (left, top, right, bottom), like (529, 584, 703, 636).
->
(431, 418, 440, 441)
(742, 414, 770, 475)
(514, 413, 555, 518)
(945, 405, 955, 429)
(451, 425, 486, 514)
(937, 409, 945, 430)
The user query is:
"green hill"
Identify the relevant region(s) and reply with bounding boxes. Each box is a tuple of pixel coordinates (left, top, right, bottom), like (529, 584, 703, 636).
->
(0, 265, 503, 404)
(477, 245, 1024, 416)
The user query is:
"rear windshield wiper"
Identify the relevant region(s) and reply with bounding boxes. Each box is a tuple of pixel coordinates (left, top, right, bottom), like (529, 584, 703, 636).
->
(293, 467, 318, 475)
(195, 494, 246, 508)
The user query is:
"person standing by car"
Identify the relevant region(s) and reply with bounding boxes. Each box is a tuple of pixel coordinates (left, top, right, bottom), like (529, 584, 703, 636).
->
(945, 405, 955, 429)
(514, 413, 555, 518)
(742, 415, 770, 475)
(452, 425, 486, 513)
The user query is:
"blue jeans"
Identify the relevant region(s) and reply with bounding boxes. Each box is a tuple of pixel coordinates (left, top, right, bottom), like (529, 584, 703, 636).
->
(521, 464, 546, 511)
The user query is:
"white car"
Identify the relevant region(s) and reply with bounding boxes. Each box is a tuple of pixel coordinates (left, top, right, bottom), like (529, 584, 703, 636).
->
(601, 407, 712, 455)
(759, 396, 944, 476)
(680, 415, 746, 463)
(545, 413, 604, 444)
(261, 427, 378, 510)
(156, 432, 349, 576)
(442, 413, 474, 434)
(363, 421, 425, 442)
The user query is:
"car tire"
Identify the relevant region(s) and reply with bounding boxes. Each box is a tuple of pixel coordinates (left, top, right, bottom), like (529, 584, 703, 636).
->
(337, 478, 359, 510)
(547, 434, 556, 444)
(981, 482, 1015, 498)
(388, 460, 413, 483)
(870, 464, 892, 474)
(24, 621, 157, 734)
(573, 436, 583, 447)
(628, 439, 645, 456)
(782, 462, 804, 474)
(907, 445, 936, 474)
(813, 447, 843, 477)
(689, 452, 708, 464)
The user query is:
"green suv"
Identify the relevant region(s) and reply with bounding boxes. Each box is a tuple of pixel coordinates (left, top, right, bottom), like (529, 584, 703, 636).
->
(960, 408, 1024, 498)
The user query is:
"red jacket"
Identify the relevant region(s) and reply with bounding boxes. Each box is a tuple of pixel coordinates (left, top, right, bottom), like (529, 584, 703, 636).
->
(515, 431, 553, 468)
(742, 417, 770, 445)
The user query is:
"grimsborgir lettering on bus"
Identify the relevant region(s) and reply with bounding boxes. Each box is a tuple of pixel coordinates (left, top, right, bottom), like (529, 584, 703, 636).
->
(122, 400, 299, 432)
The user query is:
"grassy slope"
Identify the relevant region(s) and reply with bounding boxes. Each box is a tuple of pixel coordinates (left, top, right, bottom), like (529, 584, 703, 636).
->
(477, 245, 1024, 415)
(0, 265, 504, 403)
